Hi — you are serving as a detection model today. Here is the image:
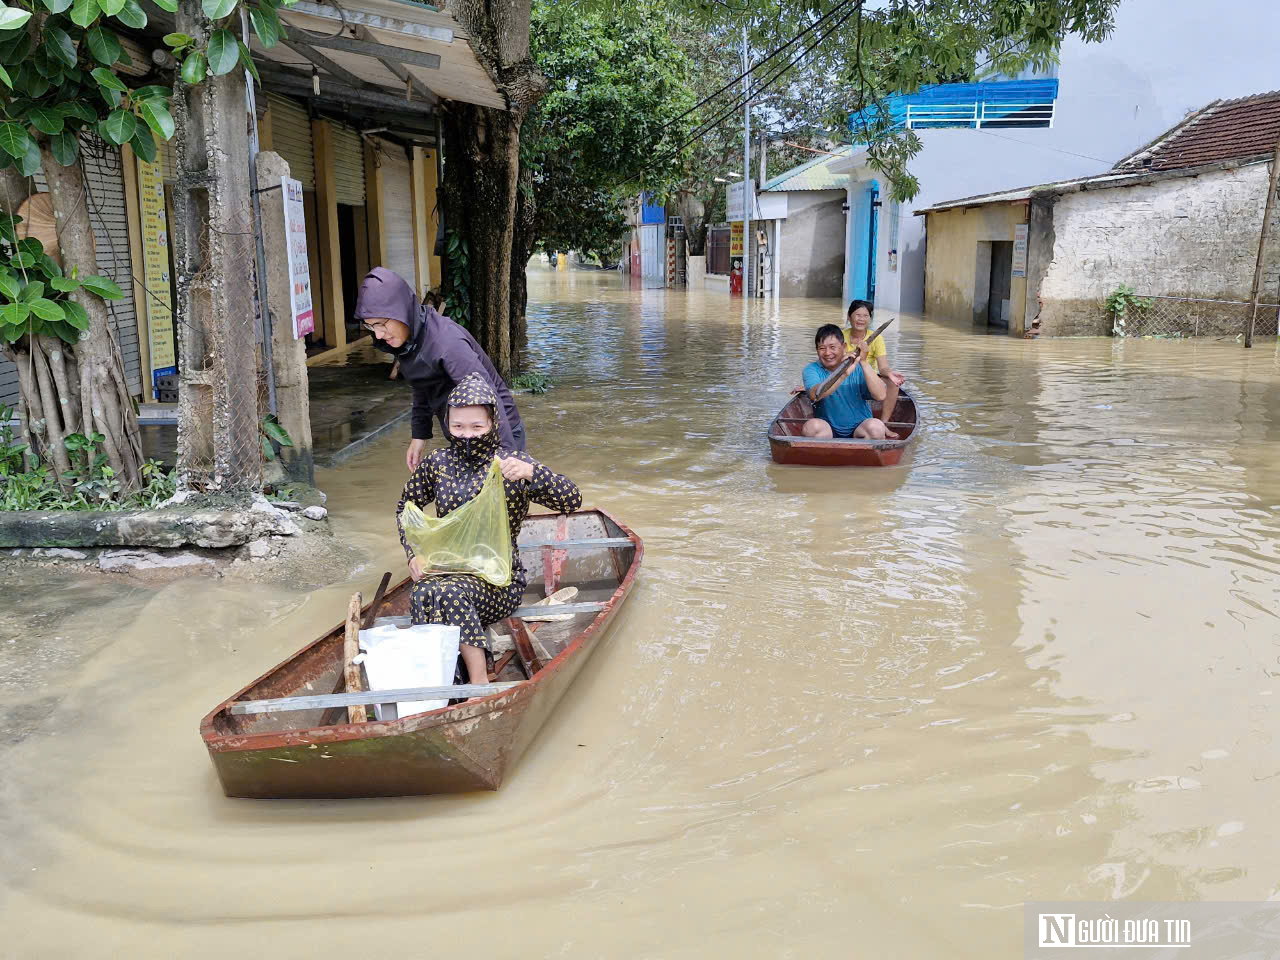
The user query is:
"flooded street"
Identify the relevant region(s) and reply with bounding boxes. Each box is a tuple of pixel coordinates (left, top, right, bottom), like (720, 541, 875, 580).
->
(3, 266, 1279, 957)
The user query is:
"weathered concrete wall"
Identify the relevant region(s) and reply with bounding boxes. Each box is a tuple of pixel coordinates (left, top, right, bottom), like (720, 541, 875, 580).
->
(0, 499, 302, 549)
(686, 255, 706, 288)
(1023, 196, 1057, 332)
(922, 204, 1029, 332)
(1039, 161, 1276, 336)
(778, 191, 845, 298)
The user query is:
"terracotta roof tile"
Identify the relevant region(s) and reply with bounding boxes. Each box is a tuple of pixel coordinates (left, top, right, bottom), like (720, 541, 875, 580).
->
(1115, 90, 1280, 172)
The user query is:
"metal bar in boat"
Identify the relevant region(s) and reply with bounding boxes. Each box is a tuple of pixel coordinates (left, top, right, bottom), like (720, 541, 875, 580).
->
(229, 682, 522, 715)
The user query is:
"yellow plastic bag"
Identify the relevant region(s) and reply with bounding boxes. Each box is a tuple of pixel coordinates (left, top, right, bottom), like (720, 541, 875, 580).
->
(399, 458, 513, 586)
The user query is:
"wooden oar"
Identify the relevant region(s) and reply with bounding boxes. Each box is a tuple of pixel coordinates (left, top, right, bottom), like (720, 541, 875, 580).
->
(363, 571, 393, 629)
(812, 317, 896, 403)
(848, 316, 895, 364)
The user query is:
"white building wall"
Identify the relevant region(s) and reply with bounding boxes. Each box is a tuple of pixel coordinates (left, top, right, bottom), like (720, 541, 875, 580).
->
(1039, 162, 1274, 335)
(880, 0, 1280, 315)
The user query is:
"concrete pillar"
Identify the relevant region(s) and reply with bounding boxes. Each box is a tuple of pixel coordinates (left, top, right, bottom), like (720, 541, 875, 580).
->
(311, 119, 345, 350)
(256, 151, 315, 484)
(171, 0, 262, 496)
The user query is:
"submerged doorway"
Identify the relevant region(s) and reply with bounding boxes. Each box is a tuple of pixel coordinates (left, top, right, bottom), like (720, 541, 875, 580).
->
(987, 240, 1013, 328)
(974, 240, 1014, 328)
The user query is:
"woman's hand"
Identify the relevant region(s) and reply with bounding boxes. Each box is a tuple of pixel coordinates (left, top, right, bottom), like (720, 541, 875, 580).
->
(406, 439, 427, 472)
(408, 556, 425, 581)
(498, 456, 534, 483)
(887, 370, 906, 387)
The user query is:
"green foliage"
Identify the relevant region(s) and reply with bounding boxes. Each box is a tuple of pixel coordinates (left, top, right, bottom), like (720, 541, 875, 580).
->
(510, 371, 552, 395)
(1106, 284, 1153, 337)
(523, 1, 696, 261)
(660, 0, 1120, 217)
(0, 407, 175, 510)
(0, 219, 123, 345)
(259, 414, 293, 460)
(440, 229, 472, 329)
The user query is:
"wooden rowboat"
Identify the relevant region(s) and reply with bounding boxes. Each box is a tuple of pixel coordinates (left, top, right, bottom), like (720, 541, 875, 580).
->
(200, 508, 642, 799)
(768, 388, 921, 467)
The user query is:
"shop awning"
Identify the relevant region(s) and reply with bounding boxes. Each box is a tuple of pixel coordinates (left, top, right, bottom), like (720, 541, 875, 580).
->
(144, 0, 507, 141)
(259, 0, 505, 111)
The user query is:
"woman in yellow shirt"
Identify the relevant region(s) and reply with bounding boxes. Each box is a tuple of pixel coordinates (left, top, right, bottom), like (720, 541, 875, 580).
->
(844, 300, 905, 424)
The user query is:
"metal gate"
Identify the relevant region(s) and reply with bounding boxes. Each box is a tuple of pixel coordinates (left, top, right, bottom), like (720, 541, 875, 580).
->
(707, 226, 730, 276)
(640, 223, 664, 288)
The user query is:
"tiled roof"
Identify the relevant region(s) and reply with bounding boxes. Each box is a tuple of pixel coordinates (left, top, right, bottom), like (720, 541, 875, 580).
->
(761, 146, 853, 192)
(1115, 90, 1280, 172)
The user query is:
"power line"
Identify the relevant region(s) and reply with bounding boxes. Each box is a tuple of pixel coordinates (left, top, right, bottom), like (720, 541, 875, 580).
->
(668, 2, 863, 165)
(672, 0, 862, 128)
(971, 127, 1112, 165)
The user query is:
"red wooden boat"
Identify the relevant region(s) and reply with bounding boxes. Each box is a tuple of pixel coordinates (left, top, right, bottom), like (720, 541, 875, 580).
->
(768, 388, 920, 467)
(200, 508, 642, 799)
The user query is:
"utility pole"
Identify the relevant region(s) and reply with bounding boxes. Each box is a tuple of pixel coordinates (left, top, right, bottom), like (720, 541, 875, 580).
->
(742, 25, 751, 299)
(759, 131, 767, 190)
(1245, 139, 1280, 348)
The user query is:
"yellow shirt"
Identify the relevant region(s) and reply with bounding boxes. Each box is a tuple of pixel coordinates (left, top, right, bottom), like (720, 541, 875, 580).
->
(844, 330, 886, 373)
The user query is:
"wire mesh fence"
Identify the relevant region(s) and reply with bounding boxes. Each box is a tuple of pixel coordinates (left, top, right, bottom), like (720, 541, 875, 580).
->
(174, 205, 267, 498)
(1116, 296, 1280, 340)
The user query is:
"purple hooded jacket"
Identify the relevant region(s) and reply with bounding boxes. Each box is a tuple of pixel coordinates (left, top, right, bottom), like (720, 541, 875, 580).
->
(353, 268, 526, 451)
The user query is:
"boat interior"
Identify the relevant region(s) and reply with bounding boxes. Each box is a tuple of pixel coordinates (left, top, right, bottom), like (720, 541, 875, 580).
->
(770, 392, 918, 442)
(207, 510, 637, 738)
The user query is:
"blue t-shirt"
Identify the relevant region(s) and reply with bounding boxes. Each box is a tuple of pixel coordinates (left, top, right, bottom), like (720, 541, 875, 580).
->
(803, 360, 873, 437)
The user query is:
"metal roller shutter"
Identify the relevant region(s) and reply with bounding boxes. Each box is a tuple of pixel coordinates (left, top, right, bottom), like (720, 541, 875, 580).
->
(268, 95, 315, 190)
(82, 144, 143, 397)
(379, 141, 415, 286)
(0, 354, 15, 411)
(6, 136, 143, 401)
(332, 122, 365, 206)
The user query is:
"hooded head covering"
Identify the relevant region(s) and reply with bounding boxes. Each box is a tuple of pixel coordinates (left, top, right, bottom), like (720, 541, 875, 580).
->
(446, 372, 501, 463)
(353, 267, 422, 357)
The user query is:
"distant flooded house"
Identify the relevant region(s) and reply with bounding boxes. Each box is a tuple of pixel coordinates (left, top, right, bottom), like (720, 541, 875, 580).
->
(753, 148, 851, 299)
(916, 91, 1280, 338)
(836, 0, 1280, 316)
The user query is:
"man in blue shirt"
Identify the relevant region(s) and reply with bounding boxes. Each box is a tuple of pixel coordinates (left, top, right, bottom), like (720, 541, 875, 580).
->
(801, 323, 895, 440)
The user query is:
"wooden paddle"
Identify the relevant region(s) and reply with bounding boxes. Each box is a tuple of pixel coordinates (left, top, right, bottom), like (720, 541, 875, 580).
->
(848, 316, 895, 364)
(812, 317, 896, 403)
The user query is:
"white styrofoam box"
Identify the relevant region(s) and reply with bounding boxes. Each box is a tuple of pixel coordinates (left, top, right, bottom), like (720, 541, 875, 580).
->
(357, 623, 461, 721)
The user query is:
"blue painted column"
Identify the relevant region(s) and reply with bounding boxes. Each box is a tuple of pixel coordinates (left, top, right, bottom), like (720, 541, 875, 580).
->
(846, 180, 879, 303)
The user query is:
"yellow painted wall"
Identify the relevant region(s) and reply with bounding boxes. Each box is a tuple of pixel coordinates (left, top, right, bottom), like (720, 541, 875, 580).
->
(923, 204, 1029, 335)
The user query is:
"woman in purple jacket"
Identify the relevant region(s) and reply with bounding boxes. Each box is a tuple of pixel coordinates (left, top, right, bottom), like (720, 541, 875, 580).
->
(353, 268, 527, 470)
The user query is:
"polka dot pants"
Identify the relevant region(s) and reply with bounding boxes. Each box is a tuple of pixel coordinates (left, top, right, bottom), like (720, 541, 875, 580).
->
(409, 573, 524, 651)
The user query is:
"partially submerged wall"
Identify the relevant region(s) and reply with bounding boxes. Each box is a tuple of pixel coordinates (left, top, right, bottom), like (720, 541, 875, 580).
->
(1038, 161, 1275, 336)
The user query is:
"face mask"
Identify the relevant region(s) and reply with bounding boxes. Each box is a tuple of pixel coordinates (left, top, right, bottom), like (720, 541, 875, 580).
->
(449, 425, 498, 462)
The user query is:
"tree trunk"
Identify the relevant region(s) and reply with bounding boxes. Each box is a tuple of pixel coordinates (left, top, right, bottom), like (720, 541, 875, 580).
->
(438, 104, 518, 375)
(2, 157, 142, 491)
(40, 148, 144, 489)
(440, 0, 544, 377)
(509, 161, 536, 372)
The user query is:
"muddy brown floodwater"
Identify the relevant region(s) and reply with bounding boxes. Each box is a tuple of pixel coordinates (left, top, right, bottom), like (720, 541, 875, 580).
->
(2, 266, 1279, 958)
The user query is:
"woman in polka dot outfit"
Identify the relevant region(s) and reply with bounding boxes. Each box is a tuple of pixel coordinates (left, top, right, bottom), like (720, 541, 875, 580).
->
(396, 373, 582, 691)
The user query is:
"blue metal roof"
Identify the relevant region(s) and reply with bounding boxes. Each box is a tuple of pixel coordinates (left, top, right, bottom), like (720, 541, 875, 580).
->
(849, 78, 1060, 136)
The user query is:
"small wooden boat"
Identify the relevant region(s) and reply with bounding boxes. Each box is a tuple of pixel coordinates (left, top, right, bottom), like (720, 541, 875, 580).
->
(200, 509, 642, 799)
(768, 388, 921, 467)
